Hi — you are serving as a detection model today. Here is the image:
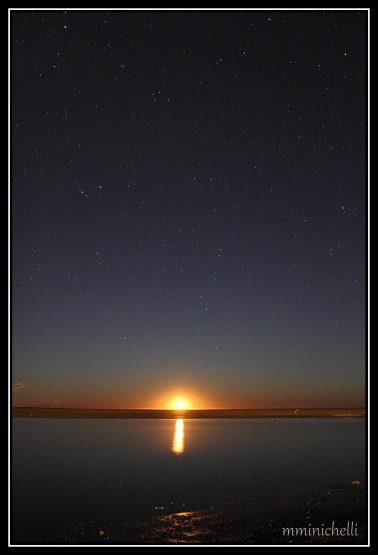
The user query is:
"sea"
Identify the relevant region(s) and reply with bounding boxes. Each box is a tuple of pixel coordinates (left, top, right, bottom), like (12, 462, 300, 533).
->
(12, 418, 365, 544)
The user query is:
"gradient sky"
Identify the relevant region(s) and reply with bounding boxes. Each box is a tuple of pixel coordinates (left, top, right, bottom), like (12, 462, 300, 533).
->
(12, 10, 366, 409)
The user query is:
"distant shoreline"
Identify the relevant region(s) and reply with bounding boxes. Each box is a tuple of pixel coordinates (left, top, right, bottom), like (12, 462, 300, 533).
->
(12, 407, 365, 419)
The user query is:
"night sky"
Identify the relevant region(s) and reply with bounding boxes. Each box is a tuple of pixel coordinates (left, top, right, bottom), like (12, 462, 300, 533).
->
(12, 10, 366, 409)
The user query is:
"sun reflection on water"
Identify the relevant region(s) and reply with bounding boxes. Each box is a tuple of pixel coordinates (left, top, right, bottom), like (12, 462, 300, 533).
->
(172, 418, 185, 455)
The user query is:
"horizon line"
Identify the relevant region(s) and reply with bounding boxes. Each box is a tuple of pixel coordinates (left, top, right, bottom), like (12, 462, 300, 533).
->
(12, 405, 365, 411)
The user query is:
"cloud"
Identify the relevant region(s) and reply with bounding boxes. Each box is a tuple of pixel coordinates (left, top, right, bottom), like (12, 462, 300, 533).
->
(12, 382, 27, 389)
(13, 397, 66, 407)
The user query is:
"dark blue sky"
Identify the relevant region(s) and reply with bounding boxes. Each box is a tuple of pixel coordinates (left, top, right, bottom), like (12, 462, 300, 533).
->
(12, 10, 366, 408)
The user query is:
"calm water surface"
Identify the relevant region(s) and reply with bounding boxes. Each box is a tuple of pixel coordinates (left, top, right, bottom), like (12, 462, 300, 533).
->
(12, 418, 365, 542)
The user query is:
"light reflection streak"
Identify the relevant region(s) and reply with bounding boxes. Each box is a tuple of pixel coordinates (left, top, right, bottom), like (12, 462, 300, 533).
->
(172, 418, 185, 455)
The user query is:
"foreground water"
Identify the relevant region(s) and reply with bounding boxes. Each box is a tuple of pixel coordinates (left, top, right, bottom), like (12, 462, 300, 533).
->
(12, 418, 365, 544)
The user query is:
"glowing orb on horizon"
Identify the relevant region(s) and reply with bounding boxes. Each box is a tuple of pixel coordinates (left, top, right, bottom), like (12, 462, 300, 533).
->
(174, 399, 186, 410)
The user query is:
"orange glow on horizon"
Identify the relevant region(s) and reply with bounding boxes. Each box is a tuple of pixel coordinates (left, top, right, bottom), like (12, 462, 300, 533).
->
(156, 389, 206, 410)
(12, 379, 366, 411)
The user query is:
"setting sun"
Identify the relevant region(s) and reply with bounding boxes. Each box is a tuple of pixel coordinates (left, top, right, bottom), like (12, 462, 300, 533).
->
(174, 399, 186, 410)
(156, 390, 205, 410)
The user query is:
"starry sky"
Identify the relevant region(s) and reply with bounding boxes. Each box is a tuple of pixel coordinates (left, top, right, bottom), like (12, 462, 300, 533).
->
(12, 10, 366, 409)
